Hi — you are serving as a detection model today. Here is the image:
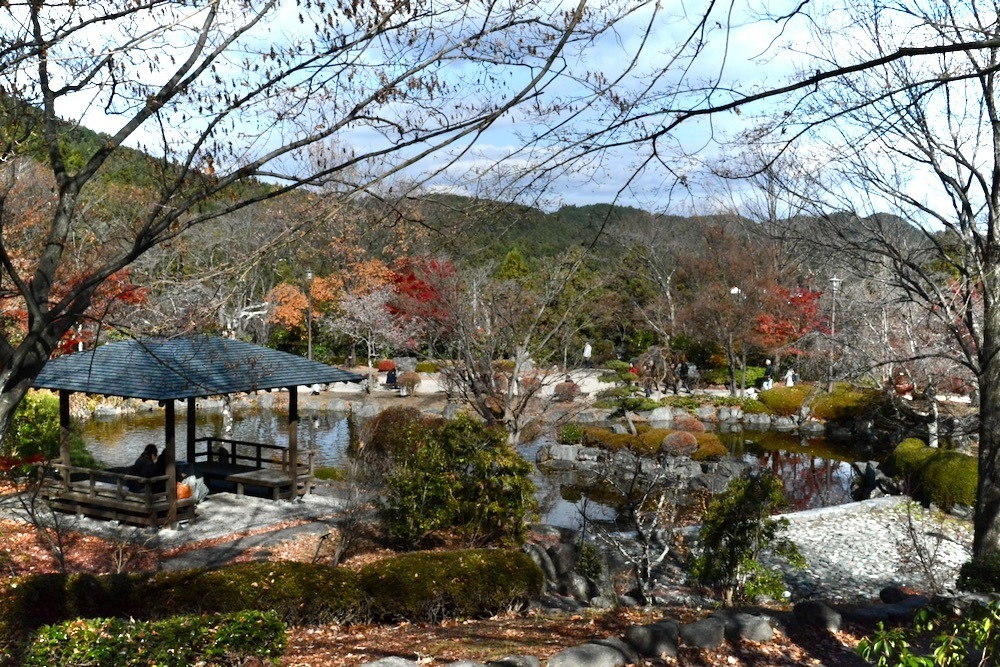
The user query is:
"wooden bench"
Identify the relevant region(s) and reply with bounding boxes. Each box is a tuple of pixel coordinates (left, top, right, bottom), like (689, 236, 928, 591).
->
(191, 437, 315, 499)
(227, 468, 295, 500)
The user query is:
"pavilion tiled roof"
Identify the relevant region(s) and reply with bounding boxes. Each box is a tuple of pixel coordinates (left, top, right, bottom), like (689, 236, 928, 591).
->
(33, 335, 365, 400)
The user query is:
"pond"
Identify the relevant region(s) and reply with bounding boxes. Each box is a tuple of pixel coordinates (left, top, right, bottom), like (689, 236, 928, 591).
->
(81, 408, 354, 469)
(81, 408, 865, 528)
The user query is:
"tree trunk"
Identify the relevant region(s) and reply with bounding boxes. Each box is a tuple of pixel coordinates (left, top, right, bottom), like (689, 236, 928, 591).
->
(976, 368, 1000, 557)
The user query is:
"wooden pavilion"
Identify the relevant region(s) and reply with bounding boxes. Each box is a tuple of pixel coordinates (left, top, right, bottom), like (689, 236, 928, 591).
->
(31, 335, 365, 528)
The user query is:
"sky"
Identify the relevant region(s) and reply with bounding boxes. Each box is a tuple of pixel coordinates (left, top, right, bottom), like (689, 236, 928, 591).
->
(14, 0, 962, 222)
(27, 0, 810, 215)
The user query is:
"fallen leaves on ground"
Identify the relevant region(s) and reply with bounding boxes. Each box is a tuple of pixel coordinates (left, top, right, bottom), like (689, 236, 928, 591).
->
(0, 517, 872, 666)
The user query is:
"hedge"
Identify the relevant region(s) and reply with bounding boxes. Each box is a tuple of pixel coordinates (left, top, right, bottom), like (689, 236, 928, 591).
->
(0, 552, 542, 664)
(359, 549, 543, 622)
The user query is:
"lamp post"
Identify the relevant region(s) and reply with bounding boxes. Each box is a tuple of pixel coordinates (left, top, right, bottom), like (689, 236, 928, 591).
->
(827, 276, 842, 392)
(305, 270, 314, 361)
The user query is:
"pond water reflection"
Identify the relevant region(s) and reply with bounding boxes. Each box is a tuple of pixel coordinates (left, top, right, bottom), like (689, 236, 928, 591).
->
(81, 408, 353, 469)
(82, 408, 863, 528)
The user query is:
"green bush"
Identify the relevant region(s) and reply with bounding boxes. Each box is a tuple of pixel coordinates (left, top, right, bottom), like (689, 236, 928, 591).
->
(660, 395, 701, 411)
(757, 385, 811, 416)
(415, 360, 439, 373)
(811, 385, 882, 421)
(691, 472, 804, 606)
(8, 390, 95, 466)
(581, 426, 632, 450)
(959, 553, 1000, 593)
(920, 450, 977, 510)
(891, 439, 977, 510)
(741, 398, 768, 414)
(604, 360, 630, 374)
(558, 423, 585, 444)
(858, 600, 1000, 666)
(359, 549, 543, 622)
(892, 438, 936, 477)
(24, 610, 285, 667)
(380, 414, 537, 547)
(700, 365, 766, 388)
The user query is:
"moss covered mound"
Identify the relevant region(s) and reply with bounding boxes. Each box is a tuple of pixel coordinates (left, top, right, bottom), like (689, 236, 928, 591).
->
(891, 438, 977, 510)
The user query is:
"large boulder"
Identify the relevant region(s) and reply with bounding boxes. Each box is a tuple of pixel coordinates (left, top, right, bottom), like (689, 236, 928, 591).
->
(624, 619, 680, 658)
(679, 617, 725, 649)
(794, 600, 842, 632)
(547, 642, 628, 667)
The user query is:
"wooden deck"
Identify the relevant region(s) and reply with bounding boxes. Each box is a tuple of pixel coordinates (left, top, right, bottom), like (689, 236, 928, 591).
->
(40, 438, 315, 528)
(40, 464, 197, 528)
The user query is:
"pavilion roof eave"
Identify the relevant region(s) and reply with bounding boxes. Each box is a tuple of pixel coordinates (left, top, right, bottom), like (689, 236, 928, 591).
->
(32, 335, 365, 400)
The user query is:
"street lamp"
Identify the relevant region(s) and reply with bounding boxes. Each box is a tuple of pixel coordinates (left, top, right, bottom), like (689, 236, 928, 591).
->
(827, 276, 842, 392)
(305, 270, 314, 361)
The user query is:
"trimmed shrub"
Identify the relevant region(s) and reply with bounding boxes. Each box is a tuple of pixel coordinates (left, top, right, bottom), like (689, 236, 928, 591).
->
(891, 439, 977, 510)
(661, 431, 698, 457)
(660, 394, 701, 411)
(414, 360, 439, 373)
(581, 427, 632, 450)
(741, 398, 768, 414)
(604, 360, 630, 374)
(691, 433, 728, 461)
(396, 371, 421, 393)
(553, 381, 581, 402)
(757, 385, 811, 416)
(672, 413, 707, 433)
(633, 428, 671, 456)
(24, 610, 285, 667)
(811, 385, 882, 421)
(359, 549, 543, 622)
(892, 438, 936, 477)
(700, 365, 765, 388)
(920, 451, 977, 510)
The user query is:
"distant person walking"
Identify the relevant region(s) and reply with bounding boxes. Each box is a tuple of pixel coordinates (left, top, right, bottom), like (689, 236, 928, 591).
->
(583, 341, 592, 368)
(763, 359, 774, 390)
(675, 357, 691, 394)
(784, 368, 797, 387)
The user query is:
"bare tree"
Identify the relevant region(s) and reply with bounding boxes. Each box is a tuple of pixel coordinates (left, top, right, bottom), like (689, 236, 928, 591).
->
(437, 250, 597, 444)
(326, 287, 421, 389)
(726, 0, 1000, 558)
(0, 0, 636, 442)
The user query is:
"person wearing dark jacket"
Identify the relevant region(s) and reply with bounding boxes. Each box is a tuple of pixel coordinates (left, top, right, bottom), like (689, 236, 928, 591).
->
(127, 444, 159, 493)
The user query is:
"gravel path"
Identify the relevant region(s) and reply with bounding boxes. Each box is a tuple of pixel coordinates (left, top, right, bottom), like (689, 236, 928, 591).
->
(775, 496, 973, 601)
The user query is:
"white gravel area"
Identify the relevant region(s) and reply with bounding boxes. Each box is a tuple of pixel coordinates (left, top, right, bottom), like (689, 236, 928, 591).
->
(775, 496, 974, 601)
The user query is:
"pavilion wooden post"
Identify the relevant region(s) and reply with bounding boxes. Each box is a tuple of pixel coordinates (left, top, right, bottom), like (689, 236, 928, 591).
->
(287, 386, 298, 483)
(59, 390, 71, 488)
(164, 400, 178, 527)
(186, 397, 197, 465)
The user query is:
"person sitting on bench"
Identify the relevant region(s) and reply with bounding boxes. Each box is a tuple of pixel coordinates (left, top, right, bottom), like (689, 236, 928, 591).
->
(127, 444, 159, 493)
